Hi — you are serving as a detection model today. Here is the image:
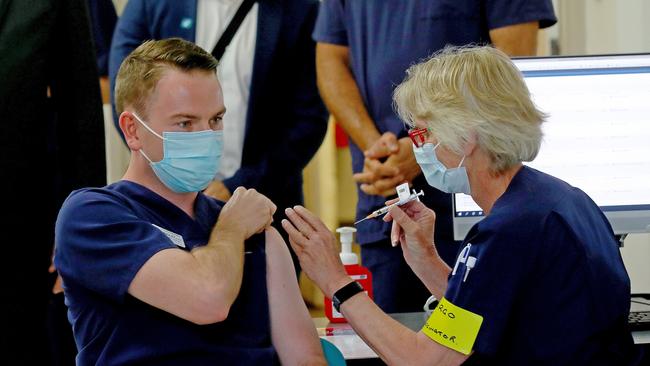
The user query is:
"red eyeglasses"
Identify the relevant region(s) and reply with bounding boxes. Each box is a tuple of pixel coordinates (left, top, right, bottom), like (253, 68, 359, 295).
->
(408, 127, 430, 148)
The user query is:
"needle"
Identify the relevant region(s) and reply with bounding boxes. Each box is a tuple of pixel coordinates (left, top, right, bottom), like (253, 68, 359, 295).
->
(354, 190, 424, 225)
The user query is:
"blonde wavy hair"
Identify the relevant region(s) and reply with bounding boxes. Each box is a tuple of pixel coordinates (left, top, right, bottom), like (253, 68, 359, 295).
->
(393, 45, 546, 174)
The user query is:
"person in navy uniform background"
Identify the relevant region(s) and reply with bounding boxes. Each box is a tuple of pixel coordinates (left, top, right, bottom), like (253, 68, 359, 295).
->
(282, 46, 641, 365)
(56, 38, 325, 365)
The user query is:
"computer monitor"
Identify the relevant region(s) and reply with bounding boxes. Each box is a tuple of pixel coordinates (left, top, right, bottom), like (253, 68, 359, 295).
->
(452, 53, 650, 241)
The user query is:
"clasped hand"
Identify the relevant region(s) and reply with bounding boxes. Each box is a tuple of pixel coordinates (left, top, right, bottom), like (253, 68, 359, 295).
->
(353, 132, 421, 197)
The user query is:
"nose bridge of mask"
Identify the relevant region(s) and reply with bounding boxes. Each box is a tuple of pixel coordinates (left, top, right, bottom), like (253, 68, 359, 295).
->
(414, 142, 466, 170)
(162, 130, 223, 159)
(132, 112, 222, 159)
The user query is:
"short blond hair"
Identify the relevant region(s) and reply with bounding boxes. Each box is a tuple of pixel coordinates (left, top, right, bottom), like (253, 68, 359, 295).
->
(114, 38, 218, 117)
(394, 45, 546, 173)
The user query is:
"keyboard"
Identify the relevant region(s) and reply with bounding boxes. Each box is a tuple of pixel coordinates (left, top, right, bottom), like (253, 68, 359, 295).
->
(628, 311, 650, 332)
(629, 294, 650, 332)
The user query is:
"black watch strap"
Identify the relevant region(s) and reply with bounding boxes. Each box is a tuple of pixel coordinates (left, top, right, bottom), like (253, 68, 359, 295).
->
(333, 281, 364, 312)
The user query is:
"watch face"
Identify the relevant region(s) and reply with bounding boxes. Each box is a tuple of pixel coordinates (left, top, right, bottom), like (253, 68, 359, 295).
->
(333, 292, 343, 312)
(333, 281, 363, 312)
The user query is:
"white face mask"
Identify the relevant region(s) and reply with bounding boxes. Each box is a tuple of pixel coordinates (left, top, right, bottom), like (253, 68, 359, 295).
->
(412, 142, 471, 195)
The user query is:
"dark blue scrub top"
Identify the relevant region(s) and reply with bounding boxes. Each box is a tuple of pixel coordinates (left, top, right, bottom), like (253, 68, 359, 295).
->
(54, 181, 277, 366)
(445, 167, 640, 365)
(313, 0, 557, 251)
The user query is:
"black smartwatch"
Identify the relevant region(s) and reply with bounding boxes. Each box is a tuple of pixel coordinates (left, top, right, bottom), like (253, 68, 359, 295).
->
(332, 281, 364, 312)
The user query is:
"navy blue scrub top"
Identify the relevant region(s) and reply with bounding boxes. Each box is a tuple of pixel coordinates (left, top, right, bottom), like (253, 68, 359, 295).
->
(445, 167, 640, 365)
(54, 181, 277, 366)
(312, 0, 557, 247)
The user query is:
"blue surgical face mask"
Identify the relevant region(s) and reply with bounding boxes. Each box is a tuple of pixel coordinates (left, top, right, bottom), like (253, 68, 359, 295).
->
(133, 113, 223, 193)
(412, 142, 471, 195)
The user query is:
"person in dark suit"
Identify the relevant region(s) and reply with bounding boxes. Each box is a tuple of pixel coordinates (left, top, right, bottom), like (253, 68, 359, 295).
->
(109, 0, 328, 274)
(0, 0, 106, 363)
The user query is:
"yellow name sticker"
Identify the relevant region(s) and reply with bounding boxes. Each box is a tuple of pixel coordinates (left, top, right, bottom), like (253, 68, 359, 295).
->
(421, 297, 483, 355)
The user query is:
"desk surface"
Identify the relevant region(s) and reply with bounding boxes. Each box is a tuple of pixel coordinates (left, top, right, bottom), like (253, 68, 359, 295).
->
(314, 312, 650, 360)
(313, 312, 426, 360)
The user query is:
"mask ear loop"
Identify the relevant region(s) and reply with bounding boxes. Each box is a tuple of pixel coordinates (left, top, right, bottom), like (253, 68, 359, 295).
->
(139, 149, 155, 164)
(132, 112, 165, 140)
(457, 155, 466, 168)
(132, 112, 163, 163)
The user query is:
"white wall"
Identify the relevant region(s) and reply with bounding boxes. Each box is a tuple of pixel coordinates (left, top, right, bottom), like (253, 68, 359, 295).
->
(559, 0, 650, 55)
(557, 0, 650, 293)
(103, 105, 130, 184)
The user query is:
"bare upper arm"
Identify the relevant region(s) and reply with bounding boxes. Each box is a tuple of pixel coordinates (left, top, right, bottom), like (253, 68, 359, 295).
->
(490, 21, 540, 57)
(265, 227, 325, 365)
(128, 248, 227, 325)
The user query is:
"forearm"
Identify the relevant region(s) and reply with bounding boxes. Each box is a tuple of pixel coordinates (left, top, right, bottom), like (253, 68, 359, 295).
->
(340, 292, 453, 365)
(99, 76, 110, 104)
(128, 188, 275, 324)
(191, 229, 245, 309)
(410, 255, 451, 300)
(490, 21, 539, 56)
(316, 43, 380, 151)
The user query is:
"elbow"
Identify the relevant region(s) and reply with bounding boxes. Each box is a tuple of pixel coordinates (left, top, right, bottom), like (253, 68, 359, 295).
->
(188, 299, 231, 325)
(189, 307, 230, 326)
(187, 284, 236, 325)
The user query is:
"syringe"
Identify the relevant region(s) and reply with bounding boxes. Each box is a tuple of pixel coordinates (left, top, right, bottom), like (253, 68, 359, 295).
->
(354, 189, 424, 225)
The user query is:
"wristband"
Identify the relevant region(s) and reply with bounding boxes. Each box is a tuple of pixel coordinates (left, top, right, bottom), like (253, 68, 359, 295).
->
(332, 281, 364, 313)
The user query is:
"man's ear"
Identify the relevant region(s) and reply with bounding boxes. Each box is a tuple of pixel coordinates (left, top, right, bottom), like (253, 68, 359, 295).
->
(119, 111, 141, 150)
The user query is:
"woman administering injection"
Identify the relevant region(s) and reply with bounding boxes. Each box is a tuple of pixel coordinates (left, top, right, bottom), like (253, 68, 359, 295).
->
(281, 46, 640, 365)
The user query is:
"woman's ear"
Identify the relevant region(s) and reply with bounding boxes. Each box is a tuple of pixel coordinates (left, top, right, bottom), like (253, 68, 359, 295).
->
(119, 111, 141, 150)
(463, 131, 478, 157)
